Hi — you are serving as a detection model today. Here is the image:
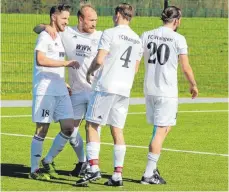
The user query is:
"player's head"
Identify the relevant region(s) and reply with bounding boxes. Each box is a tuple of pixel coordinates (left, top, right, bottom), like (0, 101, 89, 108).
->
(77, 4, 97, 33)
(161, 6, 181, 31)
(113, 3, 134, 26)
(50, 4, 71, 32)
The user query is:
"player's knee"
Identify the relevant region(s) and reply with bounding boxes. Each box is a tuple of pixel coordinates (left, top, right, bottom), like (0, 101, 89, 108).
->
(35, 123, 49, 138)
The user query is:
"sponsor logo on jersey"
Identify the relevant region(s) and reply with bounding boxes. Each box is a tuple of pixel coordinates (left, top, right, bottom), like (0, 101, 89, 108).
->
(76, 44, 92, 52)
(59, 52, 65, 57)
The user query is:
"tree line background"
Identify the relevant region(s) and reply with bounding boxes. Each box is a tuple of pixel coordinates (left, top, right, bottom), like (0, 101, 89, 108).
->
(1, 0, 228, 17)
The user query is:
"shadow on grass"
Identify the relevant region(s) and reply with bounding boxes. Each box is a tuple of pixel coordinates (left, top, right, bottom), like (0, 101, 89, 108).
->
(0, 163, 80, 187)
(1, 163, 141, 187)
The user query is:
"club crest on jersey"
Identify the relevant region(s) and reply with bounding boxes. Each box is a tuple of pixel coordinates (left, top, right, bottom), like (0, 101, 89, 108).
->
(91, 39, 98, 46)
(47, 44, 53, 51)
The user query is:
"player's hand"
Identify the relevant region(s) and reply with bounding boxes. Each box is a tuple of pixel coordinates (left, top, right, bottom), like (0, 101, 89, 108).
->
(66, 83, 72, 96)
(64, 60, 80, 69)
(86, 71, 92, 84)
(190, 85, 198, 99)
(45, 25, 57, 40)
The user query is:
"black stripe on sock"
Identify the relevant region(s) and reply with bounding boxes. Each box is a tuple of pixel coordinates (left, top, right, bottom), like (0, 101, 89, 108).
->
(59, 132, 70, 140)
(33, 135, 44, 141)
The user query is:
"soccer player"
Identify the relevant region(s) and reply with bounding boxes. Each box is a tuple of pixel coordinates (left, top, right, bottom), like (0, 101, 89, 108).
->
(33, 4, 102, 177)
(30, 4, 80, 180)
(140, 6, 198, 184)
(75, 3, 142, 187)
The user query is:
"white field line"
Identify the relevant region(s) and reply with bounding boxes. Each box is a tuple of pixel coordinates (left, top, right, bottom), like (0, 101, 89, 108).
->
(1, 110, 228, 118)
(1, 132, 228, 157)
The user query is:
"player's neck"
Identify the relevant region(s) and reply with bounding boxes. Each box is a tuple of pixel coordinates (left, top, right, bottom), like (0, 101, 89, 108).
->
(163, 23, 176, 31)
(50, 22, 58, 33)
(116, 19, 129, 26)
(77, 25, 83, 33)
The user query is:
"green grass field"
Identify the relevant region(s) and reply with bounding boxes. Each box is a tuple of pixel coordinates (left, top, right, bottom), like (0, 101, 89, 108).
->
(1, 14, 228, 99)
(1, 103, 228, 191)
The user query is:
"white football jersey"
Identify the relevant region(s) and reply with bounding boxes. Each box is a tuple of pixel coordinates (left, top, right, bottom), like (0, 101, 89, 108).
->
(94, 25, 142, 97)
(141, 26, 188, 97)
(59, 27, 102, 94)
(32, 31, 68, 96)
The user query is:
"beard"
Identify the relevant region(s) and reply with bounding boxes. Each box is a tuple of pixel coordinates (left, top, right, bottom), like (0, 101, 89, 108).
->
(174, 26, 179, 32)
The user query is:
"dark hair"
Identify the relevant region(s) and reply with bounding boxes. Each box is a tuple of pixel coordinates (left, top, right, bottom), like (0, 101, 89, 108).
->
(115, 3, 134, 21)
(50, 4, 71, 17)
(77, 4, 96, 19)
(161, 6, 181, 24)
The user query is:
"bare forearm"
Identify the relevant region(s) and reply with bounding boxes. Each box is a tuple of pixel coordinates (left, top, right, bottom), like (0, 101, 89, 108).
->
(37, 57, 67, 67)
(33, 24, 47, 34)
(180, 55, 196, 86)
(88, 62, 101, 75)
(183, 68, 197, 86)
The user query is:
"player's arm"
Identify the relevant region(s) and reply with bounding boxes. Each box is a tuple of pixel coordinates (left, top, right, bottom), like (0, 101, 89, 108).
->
(179, 54, 198, 99)
(135, 39, 143, 74)
(33, 24, 56, 39)
(135, 60, 141, 74)
(86, 49, 108, 84)
(36, 50, 79, 69)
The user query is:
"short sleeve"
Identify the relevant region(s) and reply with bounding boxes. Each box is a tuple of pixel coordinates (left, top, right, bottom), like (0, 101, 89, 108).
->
(177, 35, 188, 55)
(137, 39, 143, 61)
(35, 32, 50, 53)
(140, 32, 145, 49)
(98, 29, 112, 52)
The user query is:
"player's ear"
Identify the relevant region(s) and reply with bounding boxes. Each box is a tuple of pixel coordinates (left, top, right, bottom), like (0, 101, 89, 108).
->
(51, 13, 56, 22)
(79, 15, 84, 23)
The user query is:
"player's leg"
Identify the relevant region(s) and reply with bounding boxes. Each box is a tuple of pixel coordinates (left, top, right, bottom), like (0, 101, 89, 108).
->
(141, 96, 178, 185)
(68, 118, 88, 177)
(41, 95, 74, 178)
(30, 95, 54, 180)
(104, 95, 129, 187)
(75, 91, 112, 185)
(68, 93, 87, 176)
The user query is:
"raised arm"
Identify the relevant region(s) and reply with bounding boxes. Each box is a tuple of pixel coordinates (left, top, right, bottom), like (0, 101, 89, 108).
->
(33, 24, 57, 39)
(179, 54, 198, 99)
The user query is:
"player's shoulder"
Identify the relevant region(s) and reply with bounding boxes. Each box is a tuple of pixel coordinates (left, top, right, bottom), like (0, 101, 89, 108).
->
(141, 28, 158, 39)
(93, 30, 103, 38)
(174, 32, 186, 41)
(103, 27, 115, 34)
(38, 31, 53, 41)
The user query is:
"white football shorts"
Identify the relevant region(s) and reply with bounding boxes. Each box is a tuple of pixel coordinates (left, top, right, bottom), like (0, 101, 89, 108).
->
(85, 91, 129, 129)
(70, 91, 92, 120)
(145, 95, 178, 126)
(32, 95, 74, 123)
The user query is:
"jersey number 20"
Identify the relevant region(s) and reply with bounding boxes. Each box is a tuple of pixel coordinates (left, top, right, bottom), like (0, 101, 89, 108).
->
(147, 42, 170, 65)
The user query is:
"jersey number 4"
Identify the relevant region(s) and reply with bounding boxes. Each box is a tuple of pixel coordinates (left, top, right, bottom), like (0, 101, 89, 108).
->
(120, 46, 132, 68)
(147, 42, 170, 65)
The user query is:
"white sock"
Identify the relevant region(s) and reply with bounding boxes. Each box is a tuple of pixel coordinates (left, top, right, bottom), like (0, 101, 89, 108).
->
(86, 142, 100, 172)
(112, 145, 126, 181)
(44, 132, 69, 163)
(97, 126, 101, 137)
(70, 127, 86, 162)
(31, 135, 44, 173)
(144, 153, 160, 177)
